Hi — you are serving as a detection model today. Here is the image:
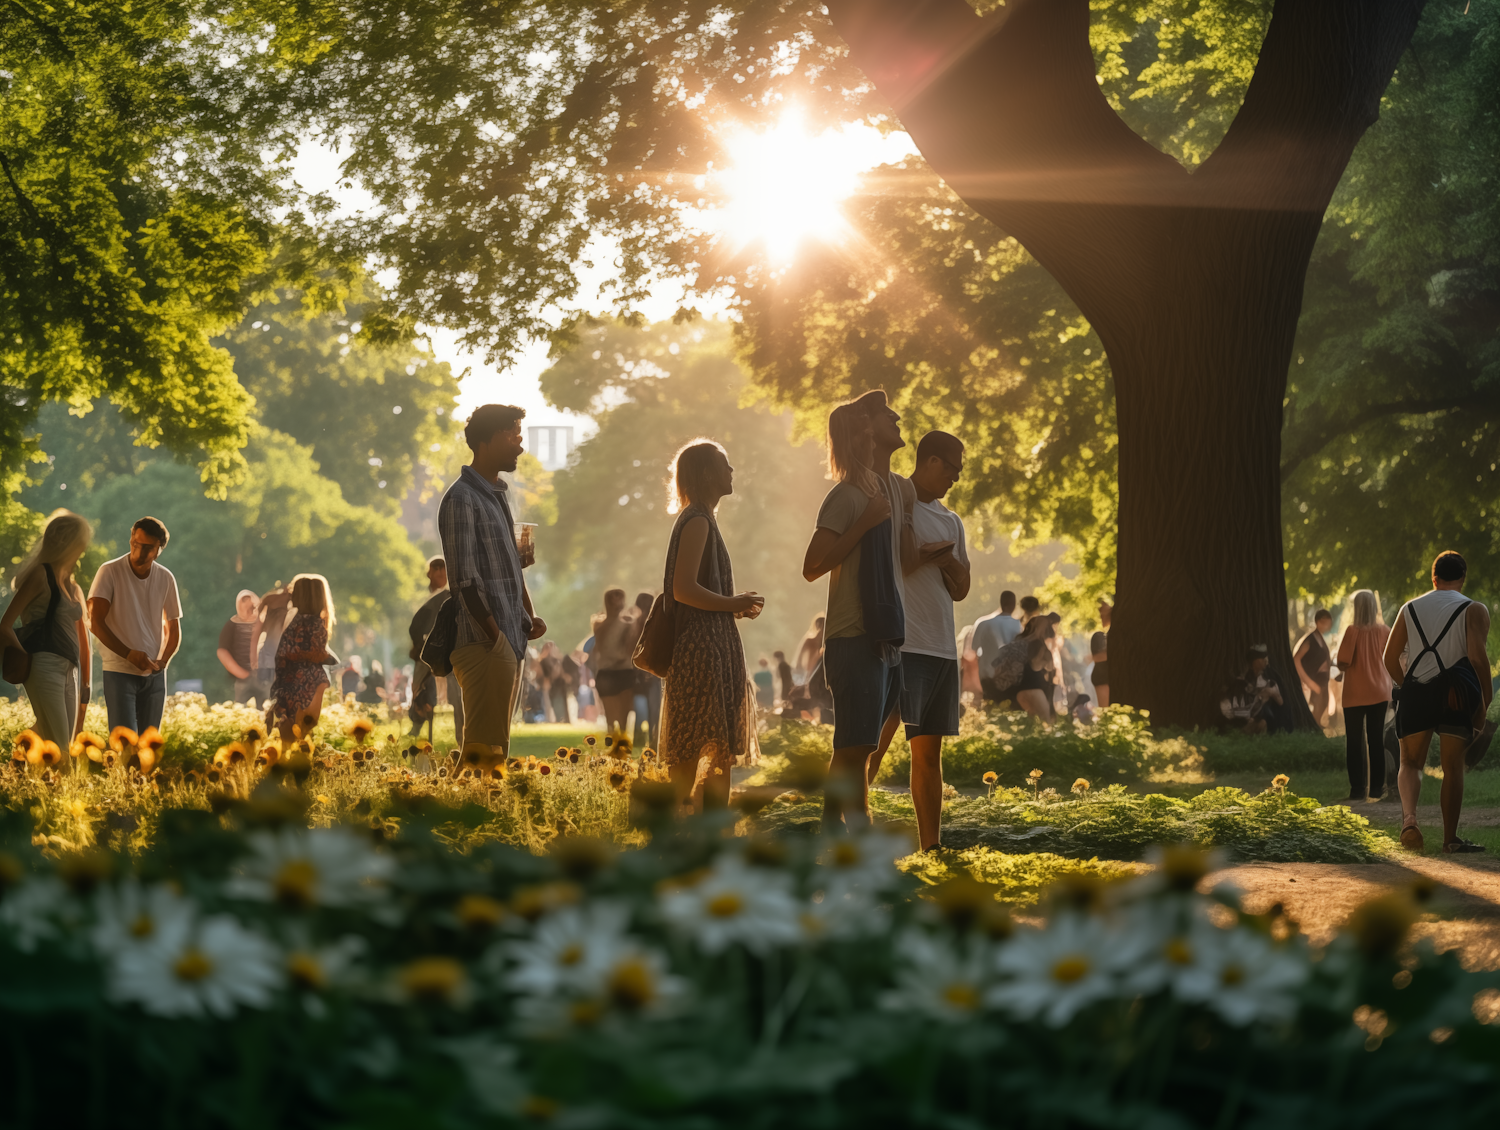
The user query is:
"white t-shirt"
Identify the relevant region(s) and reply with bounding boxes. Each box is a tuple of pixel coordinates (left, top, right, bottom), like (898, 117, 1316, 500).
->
(88, 555, 183, 674)
(901, 494, 968, 659)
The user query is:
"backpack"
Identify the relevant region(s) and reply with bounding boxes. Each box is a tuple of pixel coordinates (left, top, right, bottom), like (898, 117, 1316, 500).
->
(990, 639, 1029, 694)
(418, 595, 459, 678)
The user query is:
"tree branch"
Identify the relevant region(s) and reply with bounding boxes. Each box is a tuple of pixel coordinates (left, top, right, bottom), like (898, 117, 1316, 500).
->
(1199, 0, 1428, 212)
(1281, 385, 1496, 483)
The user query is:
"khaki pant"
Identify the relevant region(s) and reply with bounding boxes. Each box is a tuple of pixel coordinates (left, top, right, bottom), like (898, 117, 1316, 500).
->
(23, 652, 77, 747)
(451, 637, 520, 753)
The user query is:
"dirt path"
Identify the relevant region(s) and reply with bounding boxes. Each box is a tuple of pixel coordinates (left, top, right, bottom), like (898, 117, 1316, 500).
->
(1207, 854, 1500, 970)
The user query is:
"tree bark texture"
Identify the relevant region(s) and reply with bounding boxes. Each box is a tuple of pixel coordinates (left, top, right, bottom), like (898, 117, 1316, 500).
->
(826, 0, 1427, 727)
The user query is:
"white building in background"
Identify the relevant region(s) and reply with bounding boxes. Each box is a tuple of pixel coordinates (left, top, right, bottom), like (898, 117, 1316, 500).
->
(528, 426, 574, 471)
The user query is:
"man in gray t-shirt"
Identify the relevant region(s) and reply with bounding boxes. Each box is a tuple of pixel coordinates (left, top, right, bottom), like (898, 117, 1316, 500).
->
(971, 591, 1021, 697)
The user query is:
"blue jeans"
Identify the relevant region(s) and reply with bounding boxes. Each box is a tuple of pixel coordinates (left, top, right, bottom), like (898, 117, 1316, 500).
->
(103, 669, 166, 734)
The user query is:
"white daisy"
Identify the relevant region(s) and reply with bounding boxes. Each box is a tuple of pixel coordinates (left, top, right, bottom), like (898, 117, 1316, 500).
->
(881, 930, 991, 1023)
(108, 909, 282, 1018)
(987, 912, 1122, 1026)
(91, 881, 194, 957)
(1170, 923, 1308, 1026)
(659, 855, 802, 955)
(502, 902, 633, 997)
(817, 831, 911, 895)
(0, 877, 67, 953)
(224, 827, 395, 910)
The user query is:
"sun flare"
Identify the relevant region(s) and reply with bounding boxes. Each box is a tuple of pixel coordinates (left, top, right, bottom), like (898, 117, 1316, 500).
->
(708, 114, 872, 263)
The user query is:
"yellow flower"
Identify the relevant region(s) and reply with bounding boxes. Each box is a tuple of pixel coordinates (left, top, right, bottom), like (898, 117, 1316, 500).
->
(108, 726, 139, 753)
(1271, 774, 1290, 789)
(1071, 778, 1091, 794)
(982, 771, 998, 785)
(1027, 768, 1043, 780)
(455, 894, 506, 930)
(399, 957, 468, 1004)
(346, 719, 374, 743)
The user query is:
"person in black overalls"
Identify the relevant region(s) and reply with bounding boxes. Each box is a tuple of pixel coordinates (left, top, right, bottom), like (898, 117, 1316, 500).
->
(1383, 551, 1494, 853)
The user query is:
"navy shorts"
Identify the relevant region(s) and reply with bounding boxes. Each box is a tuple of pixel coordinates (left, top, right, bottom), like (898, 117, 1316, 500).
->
(901, 653, 961, 739)
(825, 635, 904, 749)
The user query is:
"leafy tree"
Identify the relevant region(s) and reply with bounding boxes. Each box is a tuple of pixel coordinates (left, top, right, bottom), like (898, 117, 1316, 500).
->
(0, 0, 356, 521)
(19, 410, 425, 701)
(533, 318, 829, 662)
(222, 296, 461, 515)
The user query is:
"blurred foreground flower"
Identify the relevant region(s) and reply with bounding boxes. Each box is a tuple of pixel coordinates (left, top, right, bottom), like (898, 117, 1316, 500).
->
(225, 827, 396, 910)
(883, 930, 990, 1022)
(108, 907, 281, 1018)
(659, 856, 801, 954)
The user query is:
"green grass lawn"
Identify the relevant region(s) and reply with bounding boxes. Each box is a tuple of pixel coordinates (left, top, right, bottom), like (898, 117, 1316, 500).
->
(333, 707, 605, 761)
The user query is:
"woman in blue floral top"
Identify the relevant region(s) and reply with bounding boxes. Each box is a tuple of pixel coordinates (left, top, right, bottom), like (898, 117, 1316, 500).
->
(268, 573, 337, 743)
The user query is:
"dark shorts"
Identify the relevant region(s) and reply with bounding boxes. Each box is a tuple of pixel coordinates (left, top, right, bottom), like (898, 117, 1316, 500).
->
(1395, 669, 1480, 743)
(900, 653, 960, 739)
(596, 669, 637, 698)
(825, 635, 903, 749)
(1090, 660, 1109, 687)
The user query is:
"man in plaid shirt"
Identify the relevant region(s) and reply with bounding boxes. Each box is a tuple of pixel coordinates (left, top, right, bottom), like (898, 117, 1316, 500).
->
(438, 404, 547, 753)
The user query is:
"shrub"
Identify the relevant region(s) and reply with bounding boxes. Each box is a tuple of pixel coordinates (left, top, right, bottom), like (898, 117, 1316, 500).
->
(899, 847, 1141, 908)
(1157, 725, 1348, 775)
(0, 811, 1494, 1129)
(751, 784, 1395, 863)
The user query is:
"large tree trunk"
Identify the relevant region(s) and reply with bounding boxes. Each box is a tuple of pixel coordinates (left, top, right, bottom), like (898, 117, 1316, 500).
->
(827, 0, 1426, 727)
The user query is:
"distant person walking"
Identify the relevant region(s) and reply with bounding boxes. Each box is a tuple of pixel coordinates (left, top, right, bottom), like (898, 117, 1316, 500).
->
(256, 584, 292, 712)
(632, 590, 661, 747)
(217, 590, 265, 704)
(407, 556, 464, 745)
(773, 650, 795, 707)
(658, 440, 763, 811)
(340, 655, 363, 700)
(972, 591, 1020, 702)
(1, 510, 93, 747)
(357, 659, 385, 704)
(753, 657, 775, 709)
(268, 574, 338, 743)
(1088, 630, 1109, 707)
(1293, 609, 1334, 727)
(439, 404, 546, 755)
(592, 588, 639, 735)
(1336, 590, 1392, 804)
(794, 615, 825, 683)
(87, 516, 181, 734)
(1384, 552, 1493, 853)
(872, 430, 970, 852)
(802, 391, 911, 832)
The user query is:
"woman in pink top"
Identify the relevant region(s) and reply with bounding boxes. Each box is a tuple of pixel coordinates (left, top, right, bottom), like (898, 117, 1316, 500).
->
(1335, 590, 1394, 803)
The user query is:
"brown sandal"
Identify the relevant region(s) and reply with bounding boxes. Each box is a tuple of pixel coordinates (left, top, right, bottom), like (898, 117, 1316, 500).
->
(1400, 815, 1424, 853)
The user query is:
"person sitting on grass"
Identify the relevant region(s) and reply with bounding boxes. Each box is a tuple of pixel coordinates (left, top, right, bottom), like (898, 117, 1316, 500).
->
(1218, 644, 1289, 735)
(1383, 551, 1493, 854)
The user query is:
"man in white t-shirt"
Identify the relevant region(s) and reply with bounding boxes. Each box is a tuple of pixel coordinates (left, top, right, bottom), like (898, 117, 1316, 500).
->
(87, 516, 182, 733)
(970, 591, 1020, 699)
(866, 431, 970, 851)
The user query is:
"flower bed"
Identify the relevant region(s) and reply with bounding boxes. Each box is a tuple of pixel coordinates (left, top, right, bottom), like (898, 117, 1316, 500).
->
(0, 806, 1495, 1129)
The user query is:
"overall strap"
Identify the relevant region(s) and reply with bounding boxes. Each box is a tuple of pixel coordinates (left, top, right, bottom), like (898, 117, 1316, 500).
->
(1408, 599, 1471, 676)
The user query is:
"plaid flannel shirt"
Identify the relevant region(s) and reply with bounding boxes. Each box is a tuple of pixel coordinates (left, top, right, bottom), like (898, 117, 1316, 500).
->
(438, 465, 531, 661)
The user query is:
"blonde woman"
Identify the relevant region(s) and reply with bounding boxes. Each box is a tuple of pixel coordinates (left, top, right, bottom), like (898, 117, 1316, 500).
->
(658, 440, 763, 811)
(268, 574, 337, 743)
(1335, 589, 1393, 803)
(0, 510, 93, 746)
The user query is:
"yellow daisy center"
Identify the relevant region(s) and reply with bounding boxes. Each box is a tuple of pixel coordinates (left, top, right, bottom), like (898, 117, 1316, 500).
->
(173, 948, 214, 983)
(558, 943, 584, 966)
(273, 859, 318, 908)
(942, 982, 979, 1011)
(1220, 963, 1245, 987)
(832, 843, 860, 867)
(707, 892, 744, 918)
(1051, 955, 1091, 984)
(1165, 938, 1194, 966)
(287, 952, 326, 990)
(607, 958, 656, 1010)
(129, 913, 154, 939)
(400, 957, 465, 1001)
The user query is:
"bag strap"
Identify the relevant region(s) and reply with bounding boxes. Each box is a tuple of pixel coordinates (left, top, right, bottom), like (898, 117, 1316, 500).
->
(1408, 599, 1471, 676)
(42, 563, 61, 622)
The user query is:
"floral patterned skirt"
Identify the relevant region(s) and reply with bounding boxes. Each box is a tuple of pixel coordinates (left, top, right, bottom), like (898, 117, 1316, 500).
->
(659, 606, 758, 769)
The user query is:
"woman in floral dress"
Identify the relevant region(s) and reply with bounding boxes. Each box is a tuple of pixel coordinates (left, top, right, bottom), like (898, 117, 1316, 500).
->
(268, 574, 337, 743)
(657, 441, 763, 812)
